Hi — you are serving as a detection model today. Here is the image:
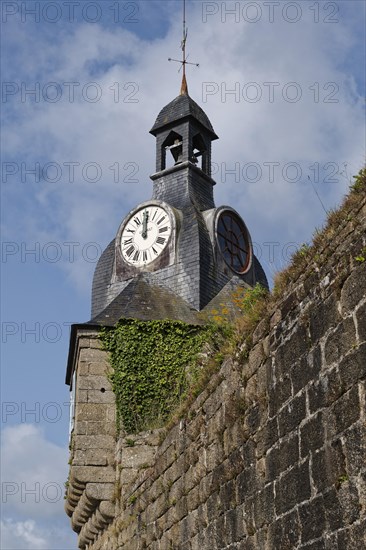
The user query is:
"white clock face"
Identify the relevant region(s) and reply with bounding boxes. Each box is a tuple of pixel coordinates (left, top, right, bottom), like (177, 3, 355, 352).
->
(121, 205, 172, 267)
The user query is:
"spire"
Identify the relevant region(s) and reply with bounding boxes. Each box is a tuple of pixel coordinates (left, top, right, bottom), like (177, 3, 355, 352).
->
(180, 0, 188, 95)
(180, 72, 188, 95)
(168, 0, 199, 95)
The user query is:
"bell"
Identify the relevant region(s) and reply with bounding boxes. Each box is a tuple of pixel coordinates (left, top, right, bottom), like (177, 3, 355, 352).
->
(191, 148, 202, 165)
(167, 139, 183, 165)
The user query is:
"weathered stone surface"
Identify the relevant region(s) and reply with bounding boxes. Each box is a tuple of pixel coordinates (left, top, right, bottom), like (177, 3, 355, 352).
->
(85, 483, 115, 501)
(275, 460, 311, 514)
(77, 375, 112, 391)
(268, 375, 292, 416)
(344, 422, 366, 472)
(323, 488, 343, 531)
(266, 432, 299, 482)
(291, 352, 320, 395)
(75, 435, 115, 450)
(309, 294, 340, 343)
(253, 484, 274, 528)
(338, 342, 366, 390)
(311, 440, 346, 493)
(247, 343, 265, 376)
(72, 466, 115, 483)
(79, 348, 109, 364)
(356, 299, 366, 342)
(331, 385, 360, 436)
(255, 417, 279, 456)
(275, 325, 309, 379)
(308, 368, 343, 413)
(86, 389, 115, 404)
(278, 392, 306, 438)
(300, 412, 324, 458)
(73, 449, 109, 466)
(341, 264, 366, 313)
(76, 403, 108, 422)
(299, 496, 326, 544)
(324, 317, 357, 365)
(252, 318, 269, 345)
(88, 362, 112, 375)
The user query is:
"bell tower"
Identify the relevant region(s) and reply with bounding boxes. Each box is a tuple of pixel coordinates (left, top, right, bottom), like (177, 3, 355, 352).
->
(150, 91, 217, 209)
(89, 86, 267, 319)
(151, 90, 216, 177)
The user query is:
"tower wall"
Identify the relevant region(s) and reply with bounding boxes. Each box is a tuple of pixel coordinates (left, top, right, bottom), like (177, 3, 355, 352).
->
(65, 331, 117, 549)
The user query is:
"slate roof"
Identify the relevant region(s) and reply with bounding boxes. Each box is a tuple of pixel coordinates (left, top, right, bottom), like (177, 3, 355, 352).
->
(91, 239, 115, 319)
(89, 275, 204, 326)
(253, 256, 269, 290)
(150, 94, 218, 139)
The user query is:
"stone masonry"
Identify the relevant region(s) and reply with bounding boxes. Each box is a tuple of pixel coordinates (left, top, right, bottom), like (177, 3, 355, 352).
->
(66, 192, 366, 548)
(65, 331, 117, 549)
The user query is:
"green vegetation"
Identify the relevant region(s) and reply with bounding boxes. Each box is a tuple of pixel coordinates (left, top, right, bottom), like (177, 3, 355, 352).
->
(101, 319, 221, 434)
(128, 494, 137, 506)
(225, 283, 269, 362)
(355, 247, 366, 263)
(338, 474, 349, 483)
(351, 167, 366, 193)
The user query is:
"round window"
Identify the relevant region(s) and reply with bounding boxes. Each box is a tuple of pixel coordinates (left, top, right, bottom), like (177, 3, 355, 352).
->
(216, 210, 251, 273)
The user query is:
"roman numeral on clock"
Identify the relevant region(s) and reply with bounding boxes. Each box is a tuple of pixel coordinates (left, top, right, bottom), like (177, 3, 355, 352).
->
(133, 250, 140, 262)
(143, 251, 148, 262)
(157, 215, 166, 225)
(156, 237, 166, 245)
(134, 217, 141, 226)
(159, 227, 168, 233)
(123, 238, 133, 246)
(126, 245, 135, 258)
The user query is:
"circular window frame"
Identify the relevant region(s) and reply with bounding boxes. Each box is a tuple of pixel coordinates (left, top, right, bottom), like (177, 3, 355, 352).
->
(215, 208, 252, 274)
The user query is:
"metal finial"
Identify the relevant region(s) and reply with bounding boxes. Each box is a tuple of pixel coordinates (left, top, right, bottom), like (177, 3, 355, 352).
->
(168, 0, 199, 95)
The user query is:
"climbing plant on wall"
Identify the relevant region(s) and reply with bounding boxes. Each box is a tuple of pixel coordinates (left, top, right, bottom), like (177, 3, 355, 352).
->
(101, 319, 220, 434)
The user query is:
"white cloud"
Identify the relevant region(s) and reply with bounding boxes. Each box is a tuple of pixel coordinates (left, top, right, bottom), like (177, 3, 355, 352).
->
(1, 518, 76, 550)
(1, 424, 77, 549)
(1, 519, 49, 550)
(1, 424, 69, 518)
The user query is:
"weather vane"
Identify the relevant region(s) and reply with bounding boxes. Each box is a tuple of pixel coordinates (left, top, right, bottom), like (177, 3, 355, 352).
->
(168, 0, 199, 95)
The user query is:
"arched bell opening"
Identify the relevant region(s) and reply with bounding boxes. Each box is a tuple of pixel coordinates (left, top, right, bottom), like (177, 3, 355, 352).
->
(162, 131, 183, 170)
(191, 133, 208, 173)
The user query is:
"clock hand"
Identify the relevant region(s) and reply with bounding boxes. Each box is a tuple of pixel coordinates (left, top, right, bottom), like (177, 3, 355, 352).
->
(142, 209, 149, 239)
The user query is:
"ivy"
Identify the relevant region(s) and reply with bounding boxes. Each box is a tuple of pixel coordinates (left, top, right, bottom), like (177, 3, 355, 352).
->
(101, 319, 219, 434)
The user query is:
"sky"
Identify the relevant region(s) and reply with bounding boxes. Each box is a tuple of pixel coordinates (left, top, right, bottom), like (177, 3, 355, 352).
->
(0, 0, 365, 548)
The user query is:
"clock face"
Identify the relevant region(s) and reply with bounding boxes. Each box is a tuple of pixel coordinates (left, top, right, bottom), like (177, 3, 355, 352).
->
(216, 210, 251, 273)
(121, 205, 172, 267)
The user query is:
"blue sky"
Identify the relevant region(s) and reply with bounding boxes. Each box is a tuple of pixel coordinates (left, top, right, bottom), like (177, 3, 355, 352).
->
(1, 1, 365, 548)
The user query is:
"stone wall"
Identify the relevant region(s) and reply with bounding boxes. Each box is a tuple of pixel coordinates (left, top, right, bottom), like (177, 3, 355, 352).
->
(65, 331, 117, 549)
(67, 193, 366, 549)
